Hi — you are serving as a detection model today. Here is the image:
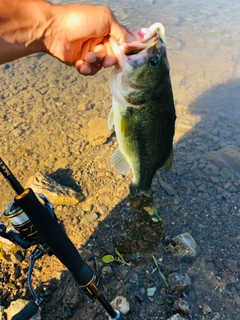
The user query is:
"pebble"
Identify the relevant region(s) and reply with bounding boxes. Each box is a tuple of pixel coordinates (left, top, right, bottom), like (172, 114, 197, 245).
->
(210, 312, 221, 320)
(167, 272, 191, 294)
(200, 304, 212, 314)
(160, 180, 176, 196)
(95, 203, 109, 216)
(173, 298, 190, 316)
(171, 232, 198, 257)
(222, 258, 239, 272)
(110, 296, 130, 315)
(81, 212, 98, 224)
(220, 167, 231, 179)
(147, 287, 157, 297)
(102, 265, 113, 275)
(203, 164, 219, 177)
(213, 259, 224, 269)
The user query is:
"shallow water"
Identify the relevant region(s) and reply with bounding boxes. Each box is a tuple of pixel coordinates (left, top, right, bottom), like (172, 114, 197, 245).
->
(1, 0, 240, 319)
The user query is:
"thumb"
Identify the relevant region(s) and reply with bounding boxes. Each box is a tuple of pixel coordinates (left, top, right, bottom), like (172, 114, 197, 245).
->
(108, 13, 127, 43)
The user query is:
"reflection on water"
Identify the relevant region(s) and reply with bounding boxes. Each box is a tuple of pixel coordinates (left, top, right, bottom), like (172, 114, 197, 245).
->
(1, 0, 240, 319)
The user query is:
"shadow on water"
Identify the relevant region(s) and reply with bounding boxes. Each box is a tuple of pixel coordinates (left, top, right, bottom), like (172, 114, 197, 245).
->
(68, 78, 240, 319)
(30, 79, 240, 320)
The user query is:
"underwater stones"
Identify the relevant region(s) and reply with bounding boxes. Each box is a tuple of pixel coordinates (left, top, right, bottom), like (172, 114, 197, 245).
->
(167, 272, 191, 294)
(219, 167, 231, 180)
(200, 303, 212, 315)
(172, 298, 190, 316)
(171, 232, 198, 257)
(160, 180, 176, 196)
(147, 287, 157, 297)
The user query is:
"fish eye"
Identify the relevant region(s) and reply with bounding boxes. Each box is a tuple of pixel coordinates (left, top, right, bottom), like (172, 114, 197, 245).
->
(149, 55, 160, 68)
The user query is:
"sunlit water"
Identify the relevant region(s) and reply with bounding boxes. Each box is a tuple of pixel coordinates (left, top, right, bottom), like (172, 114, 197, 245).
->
(1, 0, 240, 319)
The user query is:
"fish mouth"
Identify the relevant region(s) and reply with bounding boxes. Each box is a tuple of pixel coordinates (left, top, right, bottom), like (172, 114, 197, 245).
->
(110, 23, 166, 69)
(124, 34, 159, 56)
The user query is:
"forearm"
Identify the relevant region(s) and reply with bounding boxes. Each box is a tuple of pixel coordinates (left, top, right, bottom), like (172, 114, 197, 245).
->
(0, 0, 56, 64)
(0, 0, 126, 74)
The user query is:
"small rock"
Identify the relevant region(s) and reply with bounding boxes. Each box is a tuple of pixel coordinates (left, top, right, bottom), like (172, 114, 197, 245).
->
(81, 212, 98, 224)
(213, 259, 224, 269)
(25, 172, 83, 205)
(160, 180, 176, 196)
(223, 182, 232, 190)
(223, 258, 238, 272)
(10, 253, 22, 264)
(111, 296, 130, 315)
(167, 272, 191, 294)
(203, 164, 219, 177)
(101, 265, 113, 275)
(173, 298, 190, 316)
(220, 167, 231, 179)
(147, 287, 157, 297)
(95, 203, 108, 216)
(81, 196, 94, 211)
(200, 303, 212, 315)
(210, 312, 221, 320)
(135, 288, 146, 303)
(4, 282, 17, 290)
(171, 232, 198, 257)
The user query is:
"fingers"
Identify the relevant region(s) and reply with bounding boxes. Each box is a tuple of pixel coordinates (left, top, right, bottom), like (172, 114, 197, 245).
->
(102, 37, 118, 67)
(74, 8, 128, 76)
(75, 44, 105, 75)
(75, 41, 118, 75)
(76, 60, 102, 76)
(107, 9, 127, 43)
(85, 44, 106, 64)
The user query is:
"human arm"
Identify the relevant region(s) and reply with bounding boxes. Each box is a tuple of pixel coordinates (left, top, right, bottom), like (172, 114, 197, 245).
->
(0, 0, 126, 75)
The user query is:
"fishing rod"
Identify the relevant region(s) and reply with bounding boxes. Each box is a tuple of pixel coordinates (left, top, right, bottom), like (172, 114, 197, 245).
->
(0, 157, 127, 320)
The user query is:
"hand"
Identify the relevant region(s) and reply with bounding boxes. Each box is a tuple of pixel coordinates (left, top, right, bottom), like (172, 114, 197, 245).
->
(47, 4, 127, 75)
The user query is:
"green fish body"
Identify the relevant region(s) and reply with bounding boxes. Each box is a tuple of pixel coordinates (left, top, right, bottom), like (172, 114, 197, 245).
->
(109, 23, 176, 197)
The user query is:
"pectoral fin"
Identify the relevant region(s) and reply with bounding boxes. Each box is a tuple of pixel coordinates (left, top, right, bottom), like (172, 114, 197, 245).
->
(162, 150, 173, 172)
(111, 148, 131, 175)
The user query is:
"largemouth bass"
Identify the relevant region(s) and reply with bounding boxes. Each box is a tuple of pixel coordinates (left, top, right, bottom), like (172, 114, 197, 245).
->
(108, 23, 176, 197)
